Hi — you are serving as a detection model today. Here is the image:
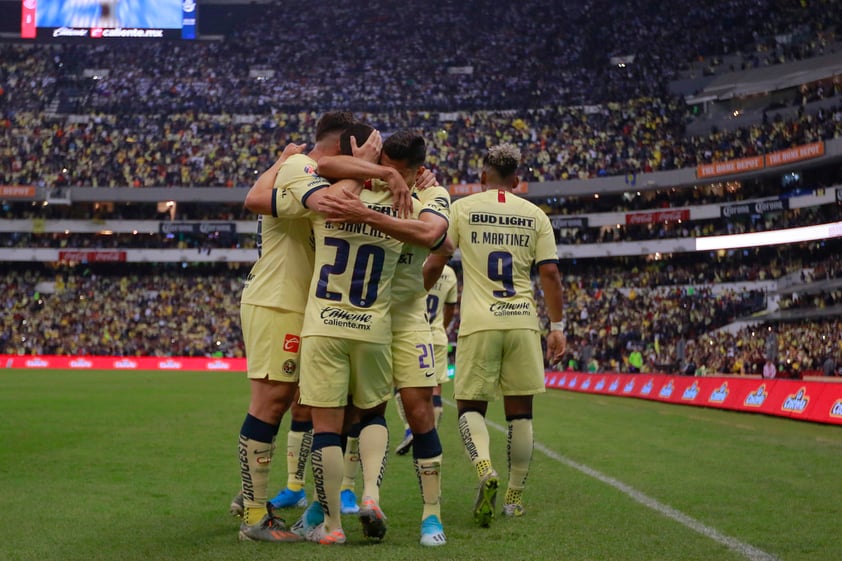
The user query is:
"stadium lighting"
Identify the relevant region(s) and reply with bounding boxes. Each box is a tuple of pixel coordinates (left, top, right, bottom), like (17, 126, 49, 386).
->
(695, 221, 842, 251)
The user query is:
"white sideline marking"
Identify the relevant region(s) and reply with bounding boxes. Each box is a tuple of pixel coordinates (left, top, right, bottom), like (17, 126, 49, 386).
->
(446, 399, 779, 561)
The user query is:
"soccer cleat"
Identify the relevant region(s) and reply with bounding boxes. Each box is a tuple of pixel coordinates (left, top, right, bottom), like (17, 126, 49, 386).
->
(419, 514, 447, 547)
(269, 487, 307, 509)
(238, 503, 301, 542)
(503, 503, 525, 517)
(305, 523, 346, 545)
(473, 471, 499, 527)
(290, 500, 324, 538)
(340, 489, 360, 514)
(358, 496, 388, 540)
(229, 491, 244, 517)
(395, 428, 414, 456)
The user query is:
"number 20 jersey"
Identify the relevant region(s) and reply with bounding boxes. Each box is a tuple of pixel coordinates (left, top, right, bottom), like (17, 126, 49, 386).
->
(448, 189, 558, 336)
(303, 188, 403, 344)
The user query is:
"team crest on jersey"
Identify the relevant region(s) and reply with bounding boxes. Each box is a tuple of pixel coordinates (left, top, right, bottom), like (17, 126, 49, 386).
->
(283, 359, 297, 375)
(303, 165, 319, 177)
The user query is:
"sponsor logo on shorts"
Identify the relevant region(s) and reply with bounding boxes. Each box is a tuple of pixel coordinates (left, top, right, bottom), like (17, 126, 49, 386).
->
(283, 334, 300, 353)
(320, 307, 373, 331)
(283, 359, 297, 375)
(425, 371, 436, 378)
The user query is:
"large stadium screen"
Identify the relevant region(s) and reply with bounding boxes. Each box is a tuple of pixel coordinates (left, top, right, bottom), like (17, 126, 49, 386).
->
(21, 0, 197, 40)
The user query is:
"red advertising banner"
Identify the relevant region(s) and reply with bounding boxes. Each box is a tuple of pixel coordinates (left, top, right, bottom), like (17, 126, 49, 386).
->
(625, 209, 690, 225)
(1, 354, 247, 371)
(448, 182, 528, 197)
(696, 156, 764, 179)
(21, 1, 37, 39)
(0, 185, 36, 199)
(765, 142, 824, 167)
(57, 250, 127, 263)
(695, 142, 826, 180)
(545, 372, 842, 426)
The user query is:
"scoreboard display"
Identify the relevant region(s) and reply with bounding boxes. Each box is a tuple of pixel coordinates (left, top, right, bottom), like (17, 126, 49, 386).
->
(21, 0, 197, 40)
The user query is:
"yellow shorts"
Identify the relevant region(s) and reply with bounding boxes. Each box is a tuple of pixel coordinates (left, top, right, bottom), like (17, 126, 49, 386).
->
(298, 335, 393, 409)
(434, 344, 450, 385)
(392, 330, 438, 390)
(240, 303, 303, 382)
(454, 329, 546, 401)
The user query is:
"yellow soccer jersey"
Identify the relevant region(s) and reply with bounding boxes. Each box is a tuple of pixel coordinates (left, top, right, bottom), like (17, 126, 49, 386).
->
(426, 264, 458, 346)
(390, 184, 451, 332)
(449, 189, 557, 336)
(239, 159, 320, 313)
(302, 187, 404, 344)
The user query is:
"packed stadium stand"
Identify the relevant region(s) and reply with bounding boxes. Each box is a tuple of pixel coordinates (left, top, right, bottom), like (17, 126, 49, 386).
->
(1, 0, 840, 378)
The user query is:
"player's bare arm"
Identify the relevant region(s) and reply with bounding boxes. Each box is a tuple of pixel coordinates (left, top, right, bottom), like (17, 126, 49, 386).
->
(538, 261, 566, 364)
(423, 251, 452, 291)
(243, 143, 307, 214)
(320, 188, 448, 250)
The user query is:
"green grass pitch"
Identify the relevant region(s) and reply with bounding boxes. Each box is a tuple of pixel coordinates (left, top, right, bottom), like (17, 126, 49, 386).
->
(1, 369, 839, 561)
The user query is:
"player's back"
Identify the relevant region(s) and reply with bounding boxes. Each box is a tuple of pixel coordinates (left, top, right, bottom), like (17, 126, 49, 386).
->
(450, 189, 557, 336)
(240, 203, 314, 314)
(303, 188, 404, 343)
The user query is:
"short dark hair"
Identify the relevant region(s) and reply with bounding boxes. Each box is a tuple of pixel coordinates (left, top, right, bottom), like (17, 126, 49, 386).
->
(382, 130, 426, 167)
(315, 111, 356, 141)
(339, 123, 375, 156)
(483, 143, 521, 178)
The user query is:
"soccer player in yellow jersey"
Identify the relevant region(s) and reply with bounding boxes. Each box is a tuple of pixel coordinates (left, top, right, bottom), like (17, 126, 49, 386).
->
(425, 263, 459, 425)
(318, 131, 453, 546)
(272, 123, 408, 545)
(233, 111, 357, 542)
(427, 143, 566, 527)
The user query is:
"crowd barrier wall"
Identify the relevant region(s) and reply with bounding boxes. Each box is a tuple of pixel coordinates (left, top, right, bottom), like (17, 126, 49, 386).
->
(545, 372, 842, 426)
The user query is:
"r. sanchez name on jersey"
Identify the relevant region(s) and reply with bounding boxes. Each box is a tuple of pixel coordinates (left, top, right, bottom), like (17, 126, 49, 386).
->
(449, 189, 557, 336)
(239, 155, 321, 313)
(387, 184, 451, 332)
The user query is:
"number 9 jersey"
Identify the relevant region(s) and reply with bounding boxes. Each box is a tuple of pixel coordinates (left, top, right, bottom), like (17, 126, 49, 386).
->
(448, 189, 558, 336)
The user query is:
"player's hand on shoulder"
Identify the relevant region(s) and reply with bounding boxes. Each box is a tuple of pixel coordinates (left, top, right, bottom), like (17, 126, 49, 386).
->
(278, 142, 307, 163)
(322, 188, 369, 224)
(352, 130, 382, 163)
(415, 166, 438, 190)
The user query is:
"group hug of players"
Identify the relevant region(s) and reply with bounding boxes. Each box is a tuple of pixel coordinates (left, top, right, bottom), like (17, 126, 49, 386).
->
(230, 112, 567, 546)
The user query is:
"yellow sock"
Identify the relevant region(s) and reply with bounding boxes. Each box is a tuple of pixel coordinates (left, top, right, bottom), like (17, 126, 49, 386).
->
(507, 418, 533, 495)
(311, 442, 344, 532)
(238, 434, 275, 525)
(341, 435, 360, 491)
(359, 422, 388, 502)
(415, 454, 442, 520)
(286, 429, 311, 492)
(394, 393, 410, 432)
(458, 411, 493, 478)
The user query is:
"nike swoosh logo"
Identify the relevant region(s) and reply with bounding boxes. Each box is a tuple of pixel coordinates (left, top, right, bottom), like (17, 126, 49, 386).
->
(425, 371, 436, 378)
